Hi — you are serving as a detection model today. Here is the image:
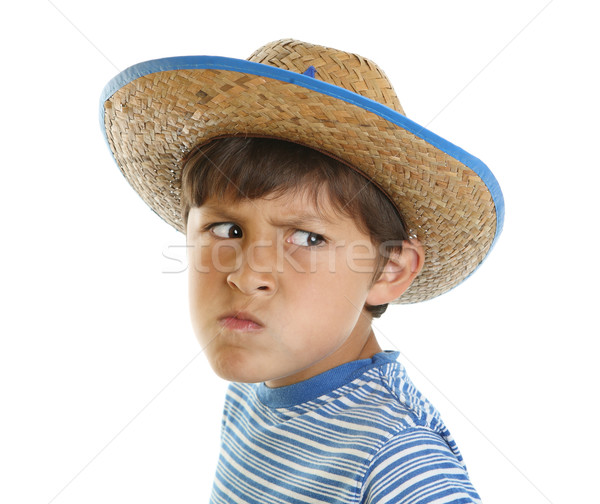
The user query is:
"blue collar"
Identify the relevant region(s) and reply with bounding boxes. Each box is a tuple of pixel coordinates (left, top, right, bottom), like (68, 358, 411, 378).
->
(256, 351, 399, 408)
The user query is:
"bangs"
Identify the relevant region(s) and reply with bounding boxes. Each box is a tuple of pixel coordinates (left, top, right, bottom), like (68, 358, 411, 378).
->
(181, 136, 408, 245)
(182, 137, 388, 232)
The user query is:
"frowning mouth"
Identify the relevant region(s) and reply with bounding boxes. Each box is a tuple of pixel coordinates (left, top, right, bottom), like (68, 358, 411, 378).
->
(218, 311, 264, 332)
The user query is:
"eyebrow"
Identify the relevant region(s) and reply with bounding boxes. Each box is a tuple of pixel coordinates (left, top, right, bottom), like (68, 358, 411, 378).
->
(199, 203, 336, 228)
(198, 205, 243, 222)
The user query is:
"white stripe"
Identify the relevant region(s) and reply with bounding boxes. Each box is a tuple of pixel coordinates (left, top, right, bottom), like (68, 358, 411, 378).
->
(223, 418, 359, 492)
(211, 360, 478, 503)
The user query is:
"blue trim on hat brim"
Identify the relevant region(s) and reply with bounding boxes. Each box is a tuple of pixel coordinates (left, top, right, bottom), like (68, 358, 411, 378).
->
(100, 55, 504, 256)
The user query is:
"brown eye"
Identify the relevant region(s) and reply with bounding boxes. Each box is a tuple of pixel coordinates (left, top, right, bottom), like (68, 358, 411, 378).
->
(211, 223, 243, 239)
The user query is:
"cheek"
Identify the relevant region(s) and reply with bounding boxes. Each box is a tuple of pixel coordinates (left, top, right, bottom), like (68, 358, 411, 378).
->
(187, 244, 224, 319)
(281, 271, 365, 335)
(187, 246, 208, 295)
(188, 240, 241, 274)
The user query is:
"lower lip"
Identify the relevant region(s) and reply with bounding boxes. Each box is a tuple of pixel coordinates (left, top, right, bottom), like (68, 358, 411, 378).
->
(219, 317, 263, 332)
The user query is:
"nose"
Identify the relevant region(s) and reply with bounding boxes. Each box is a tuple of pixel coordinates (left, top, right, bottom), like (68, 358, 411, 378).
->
(226, 240, 277, 296)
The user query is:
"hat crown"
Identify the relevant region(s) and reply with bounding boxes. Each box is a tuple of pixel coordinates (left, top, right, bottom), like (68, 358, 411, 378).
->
(247, 39, 405, 115)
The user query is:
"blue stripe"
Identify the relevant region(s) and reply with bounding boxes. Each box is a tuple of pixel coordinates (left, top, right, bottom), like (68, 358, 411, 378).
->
(210, 354, 481, 503)
(100, 55, 504, 254)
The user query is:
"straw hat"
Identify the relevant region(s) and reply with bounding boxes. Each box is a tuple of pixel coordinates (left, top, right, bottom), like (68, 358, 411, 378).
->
(100, 38, 504, 303)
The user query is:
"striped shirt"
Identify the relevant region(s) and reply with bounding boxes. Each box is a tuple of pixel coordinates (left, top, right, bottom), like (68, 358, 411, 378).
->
(210, 352, 481, 503)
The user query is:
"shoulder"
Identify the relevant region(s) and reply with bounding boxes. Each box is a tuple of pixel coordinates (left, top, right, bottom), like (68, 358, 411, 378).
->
(361, 427, 481, 503)
(355, 360, 481, 503)
(348, 358, 443, 434)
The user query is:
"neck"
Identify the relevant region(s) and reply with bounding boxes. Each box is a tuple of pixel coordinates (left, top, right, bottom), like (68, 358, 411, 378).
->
(356, 328, 382, 360)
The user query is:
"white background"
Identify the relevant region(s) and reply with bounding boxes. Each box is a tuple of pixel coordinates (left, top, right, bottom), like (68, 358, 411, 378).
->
(1, 1, 598, 503)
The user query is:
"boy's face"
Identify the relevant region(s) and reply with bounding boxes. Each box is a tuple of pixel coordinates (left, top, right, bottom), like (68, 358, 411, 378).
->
(186, 190, 381, 388)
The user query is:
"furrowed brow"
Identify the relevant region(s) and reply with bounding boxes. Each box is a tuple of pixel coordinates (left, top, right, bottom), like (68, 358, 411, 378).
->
(269, 213, 334, 229)
(197, 205, 242, 222)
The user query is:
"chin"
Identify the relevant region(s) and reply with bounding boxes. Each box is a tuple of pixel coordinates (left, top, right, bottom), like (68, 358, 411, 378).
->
(207, 349, 268, 384)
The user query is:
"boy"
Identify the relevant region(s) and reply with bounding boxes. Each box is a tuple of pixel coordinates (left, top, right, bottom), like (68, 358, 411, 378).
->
(101, 39, 504, 503)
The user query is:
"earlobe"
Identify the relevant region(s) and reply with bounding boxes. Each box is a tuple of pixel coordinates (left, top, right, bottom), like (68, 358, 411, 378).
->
(366, 239, 425, 306)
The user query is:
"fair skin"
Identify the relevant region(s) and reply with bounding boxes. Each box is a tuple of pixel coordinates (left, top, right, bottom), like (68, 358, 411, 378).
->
(186, 190, 424, 388)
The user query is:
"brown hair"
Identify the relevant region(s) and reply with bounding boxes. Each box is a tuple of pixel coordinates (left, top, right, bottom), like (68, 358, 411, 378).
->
(181, 137, 409, 317)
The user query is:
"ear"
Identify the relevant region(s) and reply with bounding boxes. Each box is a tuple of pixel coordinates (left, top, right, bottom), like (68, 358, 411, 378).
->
(366, 239, 425, 306)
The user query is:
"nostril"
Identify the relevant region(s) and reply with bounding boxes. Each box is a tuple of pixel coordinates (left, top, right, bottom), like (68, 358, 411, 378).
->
(257, 286, 269, 291)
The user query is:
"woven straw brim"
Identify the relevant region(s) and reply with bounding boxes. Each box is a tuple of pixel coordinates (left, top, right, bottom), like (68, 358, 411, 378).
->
(101, 57, 503, 304)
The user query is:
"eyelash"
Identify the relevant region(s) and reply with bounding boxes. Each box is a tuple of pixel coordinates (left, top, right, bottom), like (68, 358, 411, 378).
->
(206, 223, 326, 248)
